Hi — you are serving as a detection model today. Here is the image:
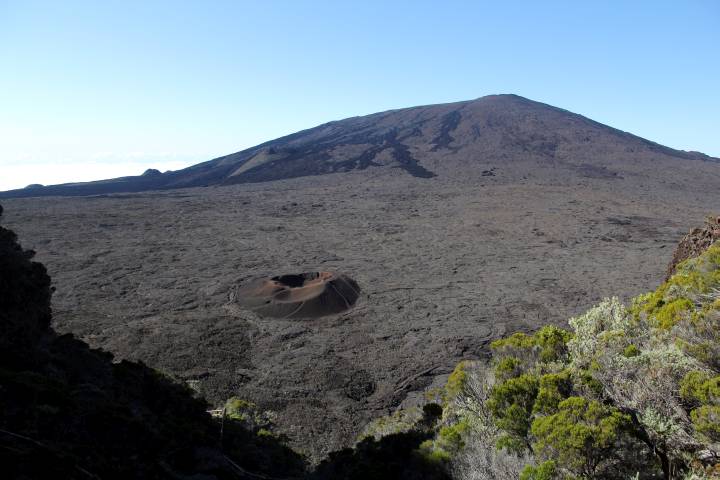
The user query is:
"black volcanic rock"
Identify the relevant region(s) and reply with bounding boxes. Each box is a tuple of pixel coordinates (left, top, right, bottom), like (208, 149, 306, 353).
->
(666, 215, 720, 280)
(2, 94, 717, 198)
(0, 206, 52, 368)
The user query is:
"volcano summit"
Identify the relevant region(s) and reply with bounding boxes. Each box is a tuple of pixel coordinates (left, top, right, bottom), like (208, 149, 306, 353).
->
(1, 94, 716, 198)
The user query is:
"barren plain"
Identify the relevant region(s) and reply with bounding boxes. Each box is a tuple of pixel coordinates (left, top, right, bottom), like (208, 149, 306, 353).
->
(4, 95, 720, 459)
(4, 163, 719, 459)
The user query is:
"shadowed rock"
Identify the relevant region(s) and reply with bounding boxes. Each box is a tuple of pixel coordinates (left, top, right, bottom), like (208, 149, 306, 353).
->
(234, 271, 360, 319)
(666, 215, 720, 280)
(0, 203, 309, 478)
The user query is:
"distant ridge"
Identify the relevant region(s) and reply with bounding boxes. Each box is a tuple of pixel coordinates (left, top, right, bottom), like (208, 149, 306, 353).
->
(2, 94, 717, 198)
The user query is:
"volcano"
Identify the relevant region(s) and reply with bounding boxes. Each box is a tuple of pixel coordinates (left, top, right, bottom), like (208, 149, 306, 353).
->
(3, 95, 720, 460)
(2, 94, 716, 198)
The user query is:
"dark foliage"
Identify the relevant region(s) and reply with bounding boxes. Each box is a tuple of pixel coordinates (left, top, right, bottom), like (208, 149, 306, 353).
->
(312, 431, 450, 480)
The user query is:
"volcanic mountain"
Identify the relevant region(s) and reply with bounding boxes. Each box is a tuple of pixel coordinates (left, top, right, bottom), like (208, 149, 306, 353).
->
(4, 94, 720, 461)
(2, 94, 716, 198)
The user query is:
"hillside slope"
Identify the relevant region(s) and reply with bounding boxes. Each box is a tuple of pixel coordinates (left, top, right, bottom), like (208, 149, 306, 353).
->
(1, 94, 717, 198)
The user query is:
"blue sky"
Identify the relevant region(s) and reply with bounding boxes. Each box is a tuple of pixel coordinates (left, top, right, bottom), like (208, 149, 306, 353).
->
(1, 0, 718, 190)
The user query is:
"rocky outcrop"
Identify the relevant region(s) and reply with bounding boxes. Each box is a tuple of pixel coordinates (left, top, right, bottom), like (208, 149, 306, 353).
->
(0, 204, 52, 368)
(666, 215, 720, 280)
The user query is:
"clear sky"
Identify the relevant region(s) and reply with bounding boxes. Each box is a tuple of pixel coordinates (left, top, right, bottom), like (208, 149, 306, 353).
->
(1, 0, 718, 190)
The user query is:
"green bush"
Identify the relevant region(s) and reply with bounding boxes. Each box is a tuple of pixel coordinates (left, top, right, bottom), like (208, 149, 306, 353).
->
(530, 397, 631, 477)
(622, 344, 640, 358)
(444, 361, 469, 402)
(488, 374, 539, 451)
(690, 405, 720, 441)
(680, 371, 713, 405)
(535, 326, 573, 363)
(495, 356, 523, 381)
(437, 420, 469, 454)
(401, 229, 720, 478)
(520, 460, 558, 480)
(654, 297, 694, 329)
(533, 370, 573, 415)
(358, 406, 424, 440)
(491, 326, 572, 366)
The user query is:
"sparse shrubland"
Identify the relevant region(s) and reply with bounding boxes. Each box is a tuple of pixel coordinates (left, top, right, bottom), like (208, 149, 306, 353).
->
(361, 223, 720, 479)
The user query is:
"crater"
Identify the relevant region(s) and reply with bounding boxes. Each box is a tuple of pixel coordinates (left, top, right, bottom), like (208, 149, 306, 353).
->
(233, 271, 360, 319)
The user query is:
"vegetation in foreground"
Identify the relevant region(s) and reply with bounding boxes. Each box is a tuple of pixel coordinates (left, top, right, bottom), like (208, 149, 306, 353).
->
(363, 219, 720, 479)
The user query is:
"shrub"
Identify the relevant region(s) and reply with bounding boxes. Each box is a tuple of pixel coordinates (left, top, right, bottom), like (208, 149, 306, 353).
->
(680, 371, 714, 405)
(519, 460, 558, 480)
(224, 397, 274, 432)
(445, 361, 470, 403)
(437, 420, 470, 455)
(495, 356, 523, 381)
(623, 344, 640, 358)
(488, 374, 539, 452)
(417, 418, 471, 463)
(568, 297, 631, 368)
(491, 327, 572, 367)
(359, 406, 424, 440)
(654, 297, 694, 329)
(530, 397, 631, 478)
(419, 229, 720, 478)
(533, 370, 573, 415)
(690, 406, 720, 442)
(534, 326, 572, 363)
